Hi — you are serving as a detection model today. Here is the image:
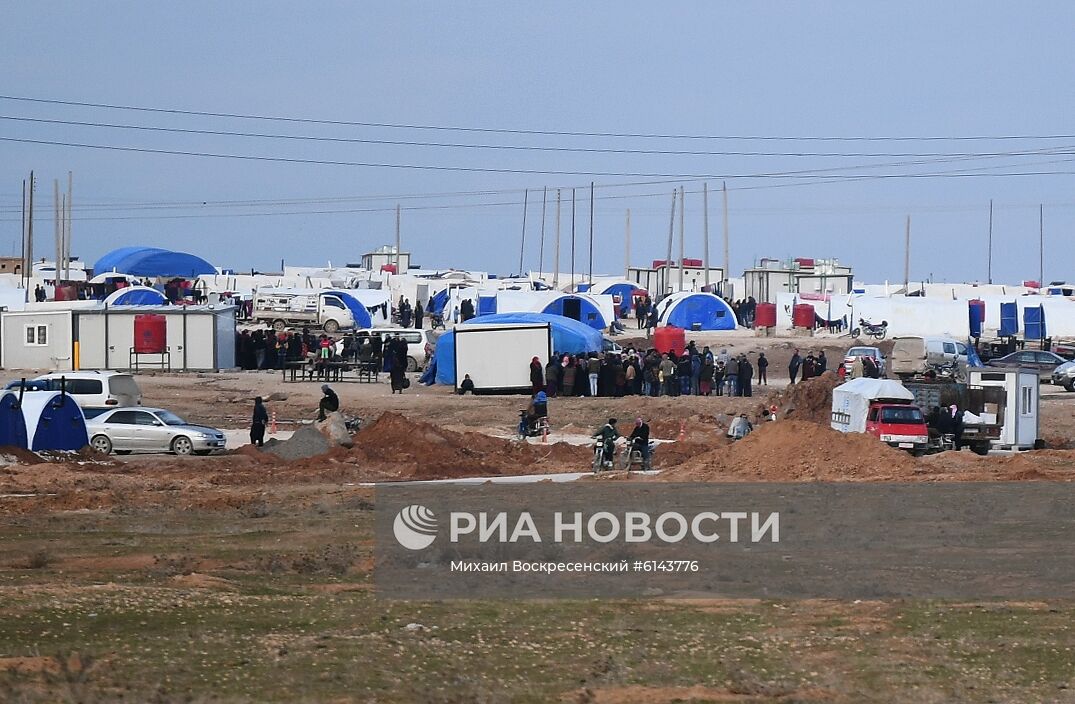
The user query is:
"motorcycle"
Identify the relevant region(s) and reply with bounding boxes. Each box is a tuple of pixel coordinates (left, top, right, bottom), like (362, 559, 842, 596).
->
(620, 439, 656, 472)
(591, 438, 617, 473)
(517, 411, 549, 440)
(851, 318, 888, 340)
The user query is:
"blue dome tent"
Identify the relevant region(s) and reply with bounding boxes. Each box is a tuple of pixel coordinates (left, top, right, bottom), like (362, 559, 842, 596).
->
(655, 292, 737, 331)
(94, 247, 215, 278)
(588, 279, 641, 317)
(0, 391, 28, 449)
(19, 391, 88, 451)
(103, 286, 167, 306)
(539, 294, 607, 330)
(434, 313, 603, 385)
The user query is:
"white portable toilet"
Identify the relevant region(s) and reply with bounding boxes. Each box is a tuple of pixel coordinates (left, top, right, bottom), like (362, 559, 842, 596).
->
(967, 368, 1040, 450)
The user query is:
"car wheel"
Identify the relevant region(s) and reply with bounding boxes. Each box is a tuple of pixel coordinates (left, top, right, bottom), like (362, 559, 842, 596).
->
(406, 356, 418, 372)
(90, 434, 112, 455)
(272, 319, 287, 332)
(1065, 380, 1075, 392)
(172, 436, 194, 456)
(324, 319, 340, 333)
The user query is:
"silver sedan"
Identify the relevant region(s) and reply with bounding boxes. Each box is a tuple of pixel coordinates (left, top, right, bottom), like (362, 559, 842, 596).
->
(87, 407, 227, 456)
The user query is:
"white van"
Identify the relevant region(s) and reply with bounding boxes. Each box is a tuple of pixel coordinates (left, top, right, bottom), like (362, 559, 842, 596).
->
(31, 371, 142, 418)
(890, 336, 969, 378)
(353, 328, 437, 371)
(252, 288, 355, 333)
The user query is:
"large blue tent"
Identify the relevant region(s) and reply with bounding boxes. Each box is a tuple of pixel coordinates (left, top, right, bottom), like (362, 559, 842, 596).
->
(103, 286, 168, 306)
(328, 290, 374, 329)
(655, 292, 737, 331)
(94, 247, 215, 278)
(434, 313, 603, 385)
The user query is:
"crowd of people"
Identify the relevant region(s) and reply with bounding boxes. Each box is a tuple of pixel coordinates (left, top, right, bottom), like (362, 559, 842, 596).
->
(529, 343, 778, 399)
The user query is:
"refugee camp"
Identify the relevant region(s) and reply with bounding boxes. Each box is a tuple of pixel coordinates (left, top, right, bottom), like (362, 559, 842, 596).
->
(1, 3, 1074, 702)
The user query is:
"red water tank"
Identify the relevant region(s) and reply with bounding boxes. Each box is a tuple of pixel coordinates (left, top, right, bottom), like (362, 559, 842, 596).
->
(754, 302, 777, 328)
(653, 326, 686, 357)
(969, 299, 986, 323)
(54, 284, 78, 301)
(133, 314, 167, 354)
(792, 303, 815, 329)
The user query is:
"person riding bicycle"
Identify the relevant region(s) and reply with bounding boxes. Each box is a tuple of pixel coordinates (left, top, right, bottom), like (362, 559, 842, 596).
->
(522, 391, 548, 435)
(318, 384, 340, 421)
(628, 417, 651, 467)
(592, 417, 620, 468)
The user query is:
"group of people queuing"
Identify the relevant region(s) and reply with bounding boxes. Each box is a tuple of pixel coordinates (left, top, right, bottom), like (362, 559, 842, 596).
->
(529, 343, 771, 399)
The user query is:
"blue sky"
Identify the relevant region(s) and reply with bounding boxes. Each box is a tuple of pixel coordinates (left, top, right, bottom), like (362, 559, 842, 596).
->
(1, 1, 1073, 284)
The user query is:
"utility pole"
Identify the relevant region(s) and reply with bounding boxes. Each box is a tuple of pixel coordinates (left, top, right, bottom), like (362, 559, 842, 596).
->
(703, 182, 710, 288)
(721, 181, 730, 296)
(677, 185, 685, 293)
(624, 209, 631, 278)
(25, 171, 35, 297)
(987, 199, 993, 285)
(587, 182, 594, 286)
(1039, 204, 1044, 287)
(54, 179, 62, 287)
(570, 188, 576, 290)
(665, 189, 676, 296)
(538, 187, 547, 279)
(65, 171, 72, 280)
(518, 189, 528, 276)
(553, 189, 561, 288)
(904, 215, 911, 289)
(394, 204, 401, 273)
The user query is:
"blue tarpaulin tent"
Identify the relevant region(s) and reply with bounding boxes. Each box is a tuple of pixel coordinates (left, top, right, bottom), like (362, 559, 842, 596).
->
(1024, 305, 1046, 340)
(434, 313, 603, 385)
(94, 247, 215, 278)
(655, 292, 736, 331)
(103, 286, 167, 306)
(999, 302, 1019, 337)
(19, 391, 88, 451)
(0, 392, 28, 449)
(328, 290, 373, 329)
(430, 289, 450, 315)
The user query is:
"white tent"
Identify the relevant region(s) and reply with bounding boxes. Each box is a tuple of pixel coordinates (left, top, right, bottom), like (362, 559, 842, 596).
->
(831, 378, 915, 434)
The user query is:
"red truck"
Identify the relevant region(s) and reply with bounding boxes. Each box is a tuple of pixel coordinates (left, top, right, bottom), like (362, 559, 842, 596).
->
(863, 403, 929, 454)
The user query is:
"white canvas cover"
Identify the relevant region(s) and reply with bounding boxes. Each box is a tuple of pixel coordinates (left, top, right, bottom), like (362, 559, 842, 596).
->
(831, 378, 915, 433)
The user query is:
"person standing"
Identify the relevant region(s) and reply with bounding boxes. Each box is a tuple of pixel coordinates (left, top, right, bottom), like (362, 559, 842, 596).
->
(544, 357, 560, 397)
(250, 397, 268, 447)
(587, 355, 601, 397)
(413, 300, 424, 329)
(788, 349, 802, 384)
(738, 354, 753, 397)
(725, 355, 740, 397)
(530, 357, 545, 395)
(757, 352, 769, 385)
(817, 350, 828, 374)
(646, 307, 658, 338)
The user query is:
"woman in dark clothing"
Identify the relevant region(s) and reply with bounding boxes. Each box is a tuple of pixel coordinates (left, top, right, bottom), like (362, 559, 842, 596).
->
(250, 397, 268, 447)
(529, 357, 544, 394)
(562, 358, 577, 396)
(389, 336, 408, 393)
(545, 358, 560, 397)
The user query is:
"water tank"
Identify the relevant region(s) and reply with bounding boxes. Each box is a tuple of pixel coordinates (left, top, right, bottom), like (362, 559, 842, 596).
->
(792, 303, 815, 329)
(133, 314, 167, 354)
(653, 326, 686, 357)
(969, 299, 986, 324)
(754, 302, 777, 328)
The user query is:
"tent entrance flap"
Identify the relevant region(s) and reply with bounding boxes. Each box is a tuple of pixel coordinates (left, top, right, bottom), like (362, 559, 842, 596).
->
(562, 298, 582, 321)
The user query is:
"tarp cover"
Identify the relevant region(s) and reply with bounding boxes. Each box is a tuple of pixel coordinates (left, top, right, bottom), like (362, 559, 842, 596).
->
(94, 247, 215, 278)
(831, 378, 916, 434)
(103, 286, 167, 306)
(327, 290, 373, 329)
(19, 390, 88, 451)
(434, 313, 602, 384)
(655, 292, 736, 330)
(0, 391, 28, 448)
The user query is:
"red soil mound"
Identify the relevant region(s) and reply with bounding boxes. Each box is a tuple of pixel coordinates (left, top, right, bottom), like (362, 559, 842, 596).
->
(766, 372, 841, 424)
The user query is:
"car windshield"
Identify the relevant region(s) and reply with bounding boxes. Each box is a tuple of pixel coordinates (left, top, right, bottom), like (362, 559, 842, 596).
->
(880, 407, 924, 424)
(848, 348, 874, 357)
(156, 410, 188, 426)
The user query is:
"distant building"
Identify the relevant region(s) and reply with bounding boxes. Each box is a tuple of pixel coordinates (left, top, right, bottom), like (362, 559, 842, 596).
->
(0, 257, 22, 275)
(627, 259, 725, 297)
(360, 246, 411, 273)
(743, 257, 853, 303)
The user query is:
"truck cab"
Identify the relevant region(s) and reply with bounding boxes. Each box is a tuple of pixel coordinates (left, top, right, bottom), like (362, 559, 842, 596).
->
(864, 402, 929, 453)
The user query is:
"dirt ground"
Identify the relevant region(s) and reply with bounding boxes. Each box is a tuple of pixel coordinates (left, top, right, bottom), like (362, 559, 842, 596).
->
(1, 329, 1073, 702)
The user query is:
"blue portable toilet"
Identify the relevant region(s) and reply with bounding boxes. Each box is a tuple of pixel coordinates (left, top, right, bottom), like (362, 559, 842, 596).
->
(999, 302, 1019, 337)
(0, 391, 28, 449)
(20, 391, 88, 451)
(1023, 305, 1046, 341)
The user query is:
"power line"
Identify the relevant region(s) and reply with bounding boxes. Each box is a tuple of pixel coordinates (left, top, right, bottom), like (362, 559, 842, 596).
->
(2, 93, 1074, 142)
(3, 114, 1073, 159)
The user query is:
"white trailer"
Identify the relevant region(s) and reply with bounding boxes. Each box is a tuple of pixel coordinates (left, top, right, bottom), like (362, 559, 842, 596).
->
(967, 368, 1040, 450)
(453, 323, 551, 393)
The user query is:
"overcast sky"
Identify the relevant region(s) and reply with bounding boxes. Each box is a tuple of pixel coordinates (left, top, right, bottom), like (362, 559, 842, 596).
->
(2, 1, 1073, 284)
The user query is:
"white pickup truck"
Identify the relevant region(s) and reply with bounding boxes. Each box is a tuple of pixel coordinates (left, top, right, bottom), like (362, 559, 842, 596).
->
(252, 288, 355, 333)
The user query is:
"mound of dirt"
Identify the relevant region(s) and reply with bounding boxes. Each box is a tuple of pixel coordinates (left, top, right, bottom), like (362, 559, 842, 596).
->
(659, 419, 917, 481)
(0, 446, 46, 466)
(766, 372, 840, 424)
(263, 425, 332, 461)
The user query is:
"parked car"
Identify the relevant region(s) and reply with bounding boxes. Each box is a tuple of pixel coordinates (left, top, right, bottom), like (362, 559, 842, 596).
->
(1051, 361, 1075, 391)
(354, 328, 437, 371)
(987, 350, 1068, 381)
(843, 346, 887, 377)
(87, 407, 225, 456)
(6, 372, 142, 418)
